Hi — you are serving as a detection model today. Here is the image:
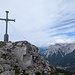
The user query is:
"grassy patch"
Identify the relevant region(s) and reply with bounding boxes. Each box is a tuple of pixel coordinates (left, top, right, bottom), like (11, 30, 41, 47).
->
(0, 42, 6, 48)
(58, 73, 64, 75)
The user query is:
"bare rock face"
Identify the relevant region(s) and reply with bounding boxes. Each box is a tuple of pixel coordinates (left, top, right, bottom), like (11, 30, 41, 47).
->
(0, 41, 55, 75)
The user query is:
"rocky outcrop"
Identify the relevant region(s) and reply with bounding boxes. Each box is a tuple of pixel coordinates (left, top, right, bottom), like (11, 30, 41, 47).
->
(0, 41, 55, 75)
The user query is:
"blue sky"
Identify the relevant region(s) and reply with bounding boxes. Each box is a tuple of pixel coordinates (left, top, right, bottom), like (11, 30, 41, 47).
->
(0, 0, 75, 46)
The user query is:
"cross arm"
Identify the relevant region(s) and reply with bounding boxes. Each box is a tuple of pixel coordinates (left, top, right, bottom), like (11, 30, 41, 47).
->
(8, 19, 15, 22)
(0, 18, 15, 22)
(0, 18, 6, 21)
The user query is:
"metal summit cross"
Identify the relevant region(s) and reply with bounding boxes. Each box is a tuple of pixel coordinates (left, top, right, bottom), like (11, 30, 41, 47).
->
(0, 11, 15, 42)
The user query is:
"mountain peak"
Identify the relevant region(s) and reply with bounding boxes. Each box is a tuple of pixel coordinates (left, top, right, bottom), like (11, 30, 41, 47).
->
(0, 41, 55, 75)
(44, 43, 75, 58)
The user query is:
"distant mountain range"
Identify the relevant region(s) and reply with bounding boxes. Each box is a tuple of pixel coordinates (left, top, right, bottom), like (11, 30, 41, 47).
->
(41, 43, 75, 72)
(39, 46, 47, 54)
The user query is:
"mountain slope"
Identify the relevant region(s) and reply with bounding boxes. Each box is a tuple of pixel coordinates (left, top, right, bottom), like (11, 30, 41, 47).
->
(45, 43, 75, 57)
(0, 41, 55, 75)
(57, 49, 75, 72)
(43, 43, 75, 72)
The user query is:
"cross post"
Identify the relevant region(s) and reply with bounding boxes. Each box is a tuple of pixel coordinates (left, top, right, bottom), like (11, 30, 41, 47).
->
(0, 11, 15, 42)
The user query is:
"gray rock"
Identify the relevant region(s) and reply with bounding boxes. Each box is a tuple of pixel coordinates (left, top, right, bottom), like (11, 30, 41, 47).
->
(0, 71, 11, 75)
(2, 64, 11, 71)
(0, 41, 55, 75)
(0, 65, 4, 72)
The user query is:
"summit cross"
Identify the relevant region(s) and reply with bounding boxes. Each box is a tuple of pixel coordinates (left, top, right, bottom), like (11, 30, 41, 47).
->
(0, 11, 15, 42)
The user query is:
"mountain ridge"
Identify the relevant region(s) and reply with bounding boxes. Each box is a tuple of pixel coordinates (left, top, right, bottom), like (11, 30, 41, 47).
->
(44, 43, 75, 57)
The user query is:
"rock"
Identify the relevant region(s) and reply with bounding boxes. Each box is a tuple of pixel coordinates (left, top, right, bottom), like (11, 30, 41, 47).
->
(2, 64, 11, 71)
(0, 65, 4, 73)
(0, 41, 55, 75)
(0, 51, 3, 58)
(0, 71, 11, 75)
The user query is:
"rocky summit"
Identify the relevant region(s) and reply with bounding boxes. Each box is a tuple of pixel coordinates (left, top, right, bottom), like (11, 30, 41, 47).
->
(0, 41, 55, 75)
